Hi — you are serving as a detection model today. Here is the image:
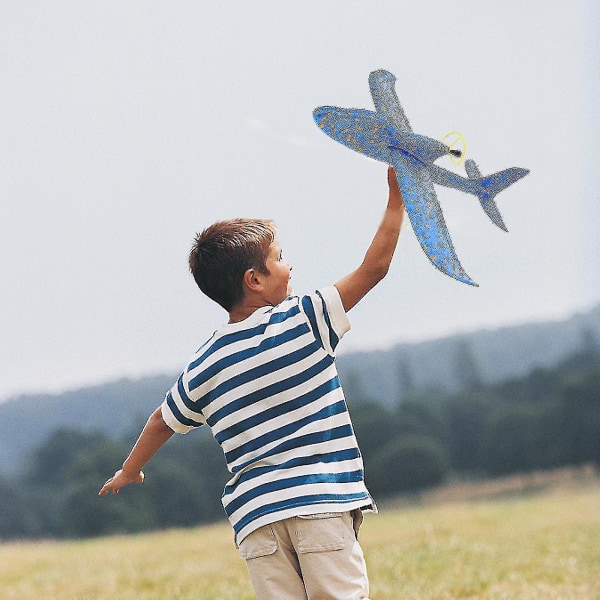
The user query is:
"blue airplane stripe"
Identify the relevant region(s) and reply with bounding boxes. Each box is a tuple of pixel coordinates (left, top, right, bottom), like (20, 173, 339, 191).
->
(394, 147, 427, 168)
(224, 400, 347, 465)
(223, 448, 361, 494)
(232, 492, 370, 539)
(213, 374, 340, 442)
(224, 470, 364, 517)
(231, 424, 355, 474)
(188, 304, 302, 372)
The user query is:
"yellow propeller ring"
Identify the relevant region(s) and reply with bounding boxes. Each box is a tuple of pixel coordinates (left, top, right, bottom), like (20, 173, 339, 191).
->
(441, 131, 467, 167)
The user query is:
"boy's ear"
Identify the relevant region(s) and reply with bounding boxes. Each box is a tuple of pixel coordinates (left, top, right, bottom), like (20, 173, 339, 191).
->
(242, 268, 263, 292)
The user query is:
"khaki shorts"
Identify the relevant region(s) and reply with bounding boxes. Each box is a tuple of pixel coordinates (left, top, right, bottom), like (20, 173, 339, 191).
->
(239, 510, 370, 600)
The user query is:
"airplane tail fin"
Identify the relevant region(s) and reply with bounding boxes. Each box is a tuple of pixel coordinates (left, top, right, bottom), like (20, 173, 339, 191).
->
(465, 159, 529, 232)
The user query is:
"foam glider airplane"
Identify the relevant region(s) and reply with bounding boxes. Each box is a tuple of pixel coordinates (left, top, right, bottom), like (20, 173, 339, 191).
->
(313, 69, 530, 286)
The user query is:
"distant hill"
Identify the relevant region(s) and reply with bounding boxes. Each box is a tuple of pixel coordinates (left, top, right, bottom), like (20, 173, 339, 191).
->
(0, 376, 174, 475)
(338, 303, 600, 405)
(1, 304, 598, 475)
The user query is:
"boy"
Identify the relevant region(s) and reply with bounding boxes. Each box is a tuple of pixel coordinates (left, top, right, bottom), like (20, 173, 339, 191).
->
(100, 166, 405, 599)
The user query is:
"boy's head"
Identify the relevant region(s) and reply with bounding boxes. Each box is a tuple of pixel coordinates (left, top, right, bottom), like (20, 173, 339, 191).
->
(189, 218, 277, 311)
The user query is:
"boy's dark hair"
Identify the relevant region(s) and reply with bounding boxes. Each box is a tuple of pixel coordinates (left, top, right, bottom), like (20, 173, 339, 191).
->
(189, 218, 276, 311)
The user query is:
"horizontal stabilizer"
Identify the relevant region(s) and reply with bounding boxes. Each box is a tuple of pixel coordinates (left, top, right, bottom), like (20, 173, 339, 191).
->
(466, 160, 529, 232)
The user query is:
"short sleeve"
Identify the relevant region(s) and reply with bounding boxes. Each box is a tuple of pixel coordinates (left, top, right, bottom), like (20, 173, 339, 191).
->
(301, 285, 351, 355)
(319, 285, 351, 339)
(160, 375, 207, 435)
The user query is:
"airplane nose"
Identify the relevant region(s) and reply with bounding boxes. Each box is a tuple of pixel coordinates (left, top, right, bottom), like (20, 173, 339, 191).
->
(313, 107, 334, 127)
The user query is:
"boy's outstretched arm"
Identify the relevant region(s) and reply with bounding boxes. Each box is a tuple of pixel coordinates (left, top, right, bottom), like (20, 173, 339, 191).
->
(98, 407, 174, 496)
(335, 166, 405, 312)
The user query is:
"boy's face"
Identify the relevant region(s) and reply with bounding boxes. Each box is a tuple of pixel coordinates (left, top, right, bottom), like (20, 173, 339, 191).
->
(261, 239, 293, 305)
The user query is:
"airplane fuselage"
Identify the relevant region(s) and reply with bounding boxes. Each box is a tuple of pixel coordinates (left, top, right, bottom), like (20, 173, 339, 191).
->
(314, 106, 472, 190)
(313, 105, 528, 207)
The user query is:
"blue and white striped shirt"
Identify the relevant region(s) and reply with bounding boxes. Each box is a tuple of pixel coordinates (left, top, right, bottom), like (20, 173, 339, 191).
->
(161, 285, 374, 544)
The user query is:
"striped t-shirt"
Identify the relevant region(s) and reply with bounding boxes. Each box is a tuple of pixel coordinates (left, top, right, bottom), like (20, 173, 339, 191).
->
(161, 285, 374, 545)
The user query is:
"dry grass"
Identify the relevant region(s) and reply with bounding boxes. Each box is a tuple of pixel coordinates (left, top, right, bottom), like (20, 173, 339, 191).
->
(366, 482, 600, 599)
(0, 524, 252, 600)
(1, 479, 599, 599)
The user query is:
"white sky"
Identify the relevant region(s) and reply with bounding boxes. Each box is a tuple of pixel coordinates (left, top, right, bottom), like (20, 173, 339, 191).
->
(1, 1, 599, 400)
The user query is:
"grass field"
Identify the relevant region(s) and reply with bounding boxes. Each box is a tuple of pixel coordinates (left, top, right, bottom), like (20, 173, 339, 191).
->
(1, 479, 599, 599)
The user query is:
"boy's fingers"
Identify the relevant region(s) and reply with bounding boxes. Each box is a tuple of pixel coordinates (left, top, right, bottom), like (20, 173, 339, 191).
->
(387, 166, 398, 189)
(98, 470, 143, 496)
(98, 481, 114, 496)
(387, 166, 403, 205)
(98, 473, 119, 496)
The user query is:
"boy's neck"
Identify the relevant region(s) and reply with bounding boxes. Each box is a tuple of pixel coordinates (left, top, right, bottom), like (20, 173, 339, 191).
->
(228, 300, 270, 324)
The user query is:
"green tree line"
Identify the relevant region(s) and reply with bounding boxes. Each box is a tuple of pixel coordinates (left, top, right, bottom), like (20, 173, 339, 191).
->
(0, 347, 597, 540)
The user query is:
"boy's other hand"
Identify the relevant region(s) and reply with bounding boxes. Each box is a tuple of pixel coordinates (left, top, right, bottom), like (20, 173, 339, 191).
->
(98, 468, 144, 496)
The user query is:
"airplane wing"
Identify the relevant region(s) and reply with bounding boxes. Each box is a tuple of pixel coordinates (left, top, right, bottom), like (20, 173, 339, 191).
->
(369, 70, 412, 133)
(389, 147, 478, 286)
(313, 106, 393, 163)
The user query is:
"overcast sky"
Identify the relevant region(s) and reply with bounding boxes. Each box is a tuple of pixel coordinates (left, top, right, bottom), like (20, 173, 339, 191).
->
(2, 1, 599, 400)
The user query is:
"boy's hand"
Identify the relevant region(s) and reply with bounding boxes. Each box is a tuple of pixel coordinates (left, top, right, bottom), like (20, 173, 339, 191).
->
(97, 406, 173, 497)
(387, 166, 403, 204)
(98, 468, 144, 496)
(387, 165, 397, 189)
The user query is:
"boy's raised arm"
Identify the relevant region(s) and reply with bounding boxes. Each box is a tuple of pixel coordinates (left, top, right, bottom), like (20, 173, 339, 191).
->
(98, 406, 174, 496)
(334, 166, 405, 312)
